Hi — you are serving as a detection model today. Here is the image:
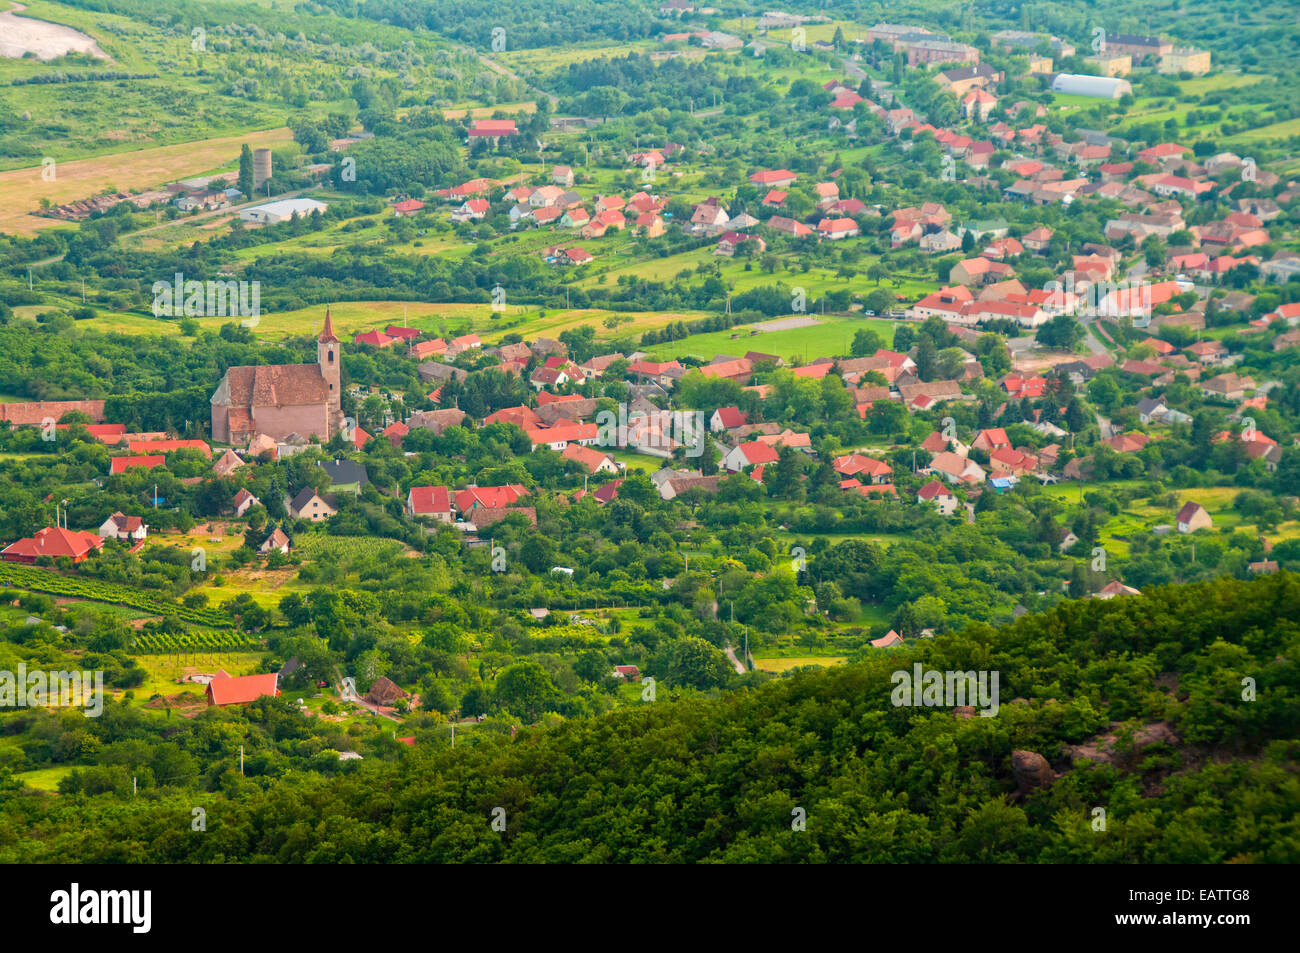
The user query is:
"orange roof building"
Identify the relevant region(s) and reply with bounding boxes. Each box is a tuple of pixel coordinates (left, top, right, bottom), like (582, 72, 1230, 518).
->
(2, 526, 105, 564)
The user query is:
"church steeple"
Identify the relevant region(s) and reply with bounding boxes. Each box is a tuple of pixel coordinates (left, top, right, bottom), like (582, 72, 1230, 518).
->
(318, 306, 339, 344)
(317, 307, 342, 436)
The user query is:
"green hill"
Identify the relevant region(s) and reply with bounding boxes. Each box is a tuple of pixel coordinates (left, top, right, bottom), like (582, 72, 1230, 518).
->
(2, 574, 1297, 863)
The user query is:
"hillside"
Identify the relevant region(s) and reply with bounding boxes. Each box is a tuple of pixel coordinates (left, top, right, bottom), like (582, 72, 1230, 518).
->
(2, 574, 1296, 863)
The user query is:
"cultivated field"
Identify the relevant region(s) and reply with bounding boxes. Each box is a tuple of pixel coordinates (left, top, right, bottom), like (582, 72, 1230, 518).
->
(0, 127, 293, 235)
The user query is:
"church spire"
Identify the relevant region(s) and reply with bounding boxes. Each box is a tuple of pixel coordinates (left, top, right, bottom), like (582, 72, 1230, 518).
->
(318, 306, 339, 344)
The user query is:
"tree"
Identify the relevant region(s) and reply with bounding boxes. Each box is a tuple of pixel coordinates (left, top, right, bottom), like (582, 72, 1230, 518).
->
(493, 661, 558, 722)
(852, 328, 884, 356)
(864, 288, 895, 315)
(915, 334, 938, 381)
(1036, 315, 1084, 350)
(664, 637, 732, 689)
(238, 144, 254, 198)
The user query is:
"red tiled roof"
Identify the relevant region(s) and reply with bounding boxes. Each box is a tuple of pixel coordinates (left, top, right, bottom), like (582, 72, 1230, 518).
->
(2, 526, 104, 561)
(408, 485, 452, 514)
(111, 455, 165, 474)
(207, 672, 279, 706)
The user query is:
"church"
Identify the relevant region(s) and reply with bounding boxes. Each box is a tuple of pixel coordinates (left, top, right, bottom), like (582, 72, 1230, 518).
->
(210, 311, 344, 446)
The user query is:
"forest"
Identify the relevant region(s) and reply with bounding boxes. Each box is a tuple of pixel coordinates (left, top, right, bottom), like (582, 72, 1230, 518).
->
(1, 574, 1295, 863)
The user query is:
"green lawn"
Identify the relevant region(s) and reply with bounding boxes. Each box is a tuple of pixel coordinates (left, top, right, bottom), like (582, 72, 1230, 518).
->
(15, 765, 75, 792)
(651, 313, 898, 364)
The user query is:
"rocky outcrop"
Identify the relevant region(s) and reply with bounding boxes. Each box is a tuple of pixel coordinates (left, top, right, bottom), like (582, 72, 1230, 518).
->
(1011, 750, 1055, 794)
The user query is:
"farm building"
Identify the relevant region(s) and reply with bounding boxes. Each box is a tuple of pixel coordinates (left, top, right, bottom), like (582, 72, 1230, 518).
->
(237, 198, 328, 224)
(1049, 74, 1132, 99)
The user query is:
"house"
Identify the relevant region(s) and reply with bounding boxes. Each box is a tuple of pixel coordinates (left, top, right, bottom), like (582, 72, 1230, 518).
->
(212, 448, 245, 477)
(288, 488, 337, 522)
(949, 257, 1015, 286)
(110, 455, 165, 475)
(723, 441, 780, 472)
(392, 198, 424, 217)
(1186, 340, 1228, 366)
(766, 215, 814, 239)
(1202, 372, 1253, 401)
(206, 671, 279, 707)
(1176, 501, 1212, 534)
(1094, 580, 1142, 599)
(319, 459, 369, 490)
(928, 451, 986, 485)
(406, 485, 454, 522)
(451, 198, 489, 222)
(870, 630, 904, 648)
(817, 217, 860, 240)
(259, 527, 291, 555)
(561, 443, 621, 474)
(919, 230, 961, 254)
(456, 485, 528, 514)
(551, 165, 574, 187)
(468, 506, 537, 530)
(710, 406, 748, 431)
(2, 527, 105, 564)
(971, 428, 1010, 452)
(834, 453, 892, 484)
(468, 118, 517, 139)
(212, 311, 343, 445)
(353, 329, 395, 349)
(232, 488, 260, 517)
(98, 512, 147, 541)
(917, 480, 959, 515)
(1059, 530, 1079, 553)
(749, 169, 798, 188)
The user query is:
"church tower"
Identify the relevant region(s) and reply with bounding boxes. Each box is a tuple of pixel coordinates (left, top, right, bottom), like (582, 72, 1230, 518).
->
(317, 307, 343, 436)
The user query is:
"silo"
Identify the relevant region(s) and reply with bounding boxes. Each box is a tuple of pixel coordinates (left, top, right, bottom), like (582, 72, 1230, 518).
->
(253, 148, 272, 188)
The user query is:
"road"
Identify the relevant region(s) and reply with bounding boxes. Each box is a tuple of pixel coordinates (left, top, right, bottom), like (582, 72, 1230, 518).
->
(723, 644, 747, 675)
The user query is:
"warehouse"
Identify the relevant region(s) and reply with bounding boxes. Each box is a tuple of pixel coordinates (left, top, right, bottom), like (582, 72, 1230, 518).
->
(238, 197, 329, 224)
(1049, 73, 1132, 99)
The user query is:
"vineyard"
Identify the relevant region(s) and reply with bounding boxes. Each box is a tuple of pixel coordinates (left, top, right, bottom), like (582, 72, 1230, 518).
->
(292, 534, 406, 562)
(0, 562, 232, 627)
(131, 631, 263, 654)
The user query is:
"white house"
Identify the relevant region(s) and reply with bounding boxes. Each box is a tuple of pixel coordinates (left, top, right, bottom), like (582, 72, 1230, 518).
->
(232, 488, 260, 517)
(98, 512, 148, 541)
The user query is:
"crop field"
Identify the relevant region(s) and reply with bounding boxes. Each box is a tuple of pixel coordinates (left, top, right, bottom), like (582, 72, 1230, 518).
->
(0, 127, 293, 235)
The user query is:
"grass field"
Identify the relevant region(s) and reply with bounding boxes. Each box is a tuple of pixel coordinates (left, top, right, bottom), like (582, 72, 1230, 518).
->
(15, 765, 74, 791)
(127, 650, 265, 702)
(650, 313, 899, 363)
(0, 127, 293, 236)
